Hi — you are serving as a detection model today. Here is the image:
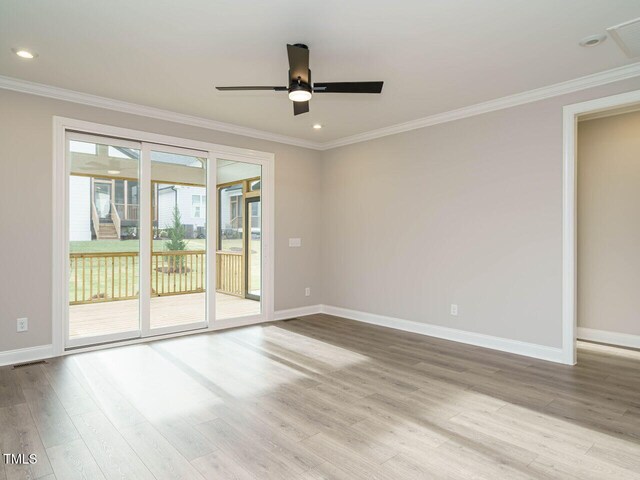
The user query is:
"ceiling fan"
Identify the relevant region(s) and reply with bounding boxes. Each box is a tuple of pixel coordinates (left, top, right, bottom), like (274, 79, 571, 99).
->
(216, 43, 384, 116)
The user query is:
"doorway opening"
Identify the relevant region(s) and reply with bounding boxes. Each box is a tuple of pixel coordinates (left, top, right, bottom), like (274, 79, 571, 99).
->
(563, 89, 640, 364)
(576, 104, 640, 351)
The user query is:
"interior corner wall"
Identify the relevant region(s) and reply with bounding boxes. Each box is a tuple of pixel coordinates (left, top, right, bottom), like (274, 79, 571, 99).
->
(4, 77, 640, 356)
(0, 89, 322, 352)
(578, 110, 640, 337)
(319, 77, 640, 349)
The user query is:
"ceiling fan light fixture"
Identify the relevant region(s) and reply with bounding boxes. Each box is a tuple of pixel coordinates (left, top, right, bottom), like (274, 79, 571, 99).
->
(288, 84, 312, 102)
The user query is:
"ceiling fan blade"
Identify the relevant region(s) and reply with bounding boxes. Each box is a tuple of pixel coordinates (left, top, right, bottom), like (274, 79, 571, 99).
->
(216, 86, 288, 91)
(287, 44, 310, 84)
(313, 81, 384, 93)
(293, 101, 309, 116)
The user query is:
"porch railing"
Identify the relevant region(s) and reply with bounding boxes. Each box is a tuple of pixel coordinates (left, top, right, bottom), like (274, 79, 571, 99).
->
(113, 203, 157, 221)
(216, 251, 243, 297)
(69, 249, 246, 305)
(69, 250, 206, 305)
(110, 202, 121, 238)
(69, 252, 139, 304)
(151, 250, 206, 297)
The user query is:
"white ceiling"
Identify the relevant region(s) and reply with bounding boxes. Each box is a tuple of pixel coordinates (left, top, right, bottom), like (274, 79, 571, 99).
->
(1, 1, 639, 143)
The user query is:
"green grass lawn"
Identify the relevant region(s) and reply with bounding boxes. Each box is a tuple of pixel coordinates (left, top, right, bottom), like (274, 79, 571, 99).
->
(70, 239, 207, 253)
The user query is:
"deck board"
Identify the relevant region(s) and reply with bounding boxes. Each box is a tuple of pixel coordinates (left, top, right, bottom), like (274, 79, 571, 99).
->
(69, 293, 259, 339)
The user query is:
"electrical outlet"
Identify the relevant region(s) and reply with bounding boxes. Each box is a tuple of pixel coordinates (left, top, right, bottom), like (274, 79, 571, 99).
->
(17, 318, 28, 332)
(305, 287, 311, 297)
(450, 304, 458, 316)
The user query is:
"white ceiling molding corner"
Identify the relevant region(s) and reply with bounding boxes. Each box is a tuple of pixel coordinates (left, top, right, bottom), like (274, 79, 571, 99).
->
(2, 61, 640, 152)
(0, 75, 324, 151)
(320, 61, 640, 150)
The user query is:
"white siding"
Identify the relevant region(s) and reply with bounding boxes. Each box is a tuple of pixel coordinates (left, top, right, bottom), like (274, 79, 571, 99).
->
(158, 187, 176, 229)
(69, 175, 91, 241)
(177, 186, 206, 228)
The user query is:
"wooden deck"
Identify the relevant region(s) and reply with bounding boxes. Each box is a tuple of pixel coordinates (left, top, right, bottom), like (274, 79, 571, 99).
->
(69, 292, 259, 339)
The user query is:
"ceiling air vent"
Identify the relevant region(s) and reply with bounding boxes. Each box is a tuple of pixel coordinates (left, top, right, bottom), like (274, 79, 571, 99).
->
(608, 17, 640, 58)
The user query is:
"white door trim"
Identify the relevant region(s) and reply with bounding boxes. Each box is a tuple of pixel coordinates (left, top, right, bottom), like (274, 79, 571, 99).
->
(562, 88, 640, 365)
(139, 142, 152, 338)
(52, 116, 275, 357)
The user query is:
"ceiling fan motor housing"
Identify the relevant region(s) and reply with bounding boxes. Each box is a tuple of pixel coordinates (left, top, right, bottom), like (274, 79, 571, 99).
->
(288, 69, 312, 101)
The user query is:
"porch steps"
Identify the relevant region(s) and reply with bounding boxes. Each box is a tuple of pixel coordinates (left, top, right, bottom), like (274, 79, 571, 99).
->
(97, 222, 119, 240)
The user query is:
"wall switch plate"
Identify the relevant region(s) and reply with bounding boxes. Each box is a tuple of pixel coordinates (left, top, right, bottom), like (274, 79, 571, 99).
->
(289, 238, 302, 247)
(305, 287, 311, 297)
(17, 318, 28, 332)
(450, 304, 458, 316)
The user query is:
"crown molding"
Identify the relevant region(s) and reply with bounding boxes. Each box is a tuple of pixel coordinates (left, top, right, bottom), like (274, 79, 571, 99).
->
(3, 62, 640, 152)
(320, 62, 640, 150)
(0, 75, 324, 150)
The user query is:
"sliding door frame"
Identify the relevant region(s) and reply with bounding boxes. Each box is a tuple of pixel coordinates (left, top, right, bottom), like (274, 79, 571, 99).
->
(144, 142, 210, 338)
(63, 131, 144, 348)
(52, 117, 275, 356)
(245, 195, 261, 302)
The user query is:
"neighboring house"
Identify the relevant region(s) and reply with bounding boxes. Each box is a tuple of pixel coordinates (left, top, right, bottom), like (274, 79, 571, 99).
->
(69, 176, 92, 241)
(157, 184, 207, 238)
(219, 183, 243, 233)
(69, 176, 206, 241)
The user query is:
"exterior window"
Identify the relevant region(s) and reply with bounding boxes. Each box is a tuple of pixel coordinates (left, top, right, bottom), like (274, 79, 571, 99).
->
(218, 183, 243, 252)
(230, 196, 240, 224)
(192, 194, 206, 218)
(128, 181, 139, 205)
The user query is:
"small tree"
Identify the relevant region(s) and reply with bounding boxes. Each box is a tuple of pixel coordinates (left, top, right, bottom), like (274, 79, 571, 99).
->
(165, 205, 187, 270)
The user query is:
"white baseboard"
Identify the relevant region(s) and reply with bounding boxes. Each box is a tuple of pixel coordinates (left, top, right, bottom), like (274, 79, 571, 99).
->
(273, 305, 323, 321)
(0, 304, 567, 367)
(0, 344, 54, 367)
(578, 327, 640, 349)
(0, 309, 321, 367)
(320, 305, 565, 364)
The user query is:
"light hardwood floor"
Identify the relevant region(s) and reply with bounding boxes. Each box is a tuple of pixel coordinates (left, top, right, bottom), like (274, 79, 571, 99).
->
(1, 314, 640, 479)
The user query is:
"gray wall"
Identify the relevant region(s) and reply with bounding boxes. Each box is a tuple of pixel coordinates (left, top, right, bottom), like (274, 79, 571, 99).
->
(320, 78, 640, 349)
(578, 111, 640, 336)
(3, 76, 640, 354)
(0, 89, 322, 352)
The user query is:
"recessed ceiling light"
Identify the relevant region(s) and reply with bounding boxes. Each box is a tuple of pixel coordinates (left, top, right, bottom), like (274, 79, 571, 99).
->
(12, 48, 37, 59)
(313, 124, 323, 129)
(108, 170, 121, 175)
(579, 34, 607, 47)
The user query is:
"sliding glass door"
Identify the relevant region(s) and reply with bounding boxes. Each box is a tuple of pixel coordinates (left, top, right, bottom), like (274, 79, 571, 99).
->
(149, 146, 208, 335)
(64, 129, 271, 349)
(66, 135, 210, 347)
(67, 133, 142, 347)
